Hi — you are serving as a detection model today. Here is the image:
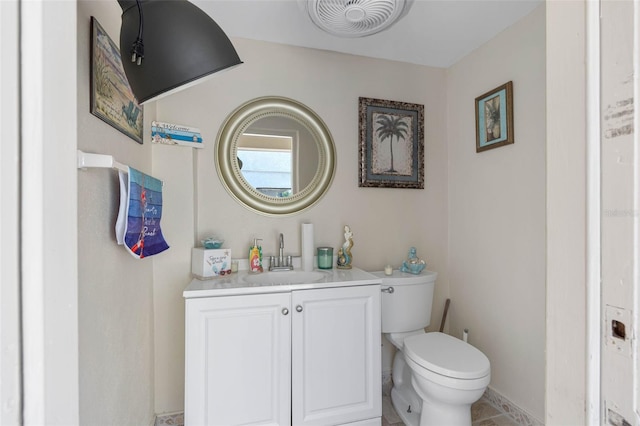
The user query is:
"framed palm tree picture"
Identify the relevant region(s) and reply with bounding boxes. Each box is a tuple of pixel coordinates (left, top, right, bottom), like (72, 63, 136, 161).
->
(475, 81, 514, 153)
(358, 97, 424, 189)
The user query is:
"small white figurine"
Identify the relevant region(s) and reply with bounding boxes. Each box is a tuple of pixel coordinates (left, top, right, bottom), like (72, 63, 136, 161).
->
(337, 225, 353, 269)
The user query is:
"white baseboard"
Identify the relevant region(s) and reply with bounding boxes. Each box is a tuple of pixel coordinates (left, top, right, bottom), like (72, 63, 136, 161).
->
(154, 411, 184, 426)
(483, 387, 544, 426)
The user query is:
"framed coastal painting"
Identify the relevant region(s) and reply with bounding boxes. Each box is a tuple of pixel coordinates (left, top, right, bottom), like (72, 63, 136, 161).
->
(475, 81, 513, 153)
(358, 97, 424, 189)
(90, 16, 143, 144)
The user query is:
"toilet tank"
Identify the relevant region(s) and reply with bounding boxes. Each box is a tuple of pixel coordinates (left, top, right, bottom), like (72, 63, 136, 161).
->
(372, 270, 437, 333)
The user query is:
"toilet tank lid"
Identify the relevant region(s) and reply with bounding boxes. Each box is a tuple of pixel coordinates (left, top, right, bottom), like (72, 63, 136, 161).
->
(371, 269, 437, 284)
(404, 332, 490, 380)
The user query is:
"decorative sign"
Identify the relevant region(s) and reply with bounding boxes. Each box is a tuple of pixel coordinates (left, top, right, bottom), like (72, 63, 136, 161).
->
(151, 121, 203, 148)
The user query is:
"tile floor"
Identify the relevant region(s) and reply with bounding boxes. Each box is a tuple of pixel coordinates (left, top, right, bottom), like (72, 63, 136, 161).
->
(158, 395, 520, 426)
(382, 395, 520, 426)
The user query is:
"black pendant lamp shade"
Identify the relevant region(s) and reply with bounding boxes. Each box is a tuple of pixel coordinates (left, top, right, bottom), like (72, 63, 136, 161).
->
(118, 0, 242, 104)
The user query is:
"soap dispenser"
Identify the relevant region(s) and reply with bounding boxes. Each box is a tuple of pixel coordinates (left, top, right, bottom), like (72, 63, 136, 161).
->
(248, 238, 263, 273)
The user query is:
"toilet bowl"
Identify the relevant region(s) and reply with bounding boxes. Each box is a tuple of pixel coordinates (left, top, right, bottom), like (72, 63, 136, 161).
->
(403, 332, 490, 425)
(374, 270, 491, 426)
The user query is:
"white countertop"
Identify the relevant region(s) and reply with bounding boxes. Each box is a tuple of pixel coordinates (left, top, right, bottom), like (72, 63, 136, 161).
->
(183, 266, 381, 298)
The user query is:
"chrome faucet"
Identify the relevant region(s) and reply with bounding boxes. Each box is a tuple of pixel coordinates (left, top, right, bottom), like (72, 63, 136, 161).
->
(269, 233, 294, 271)
(279, 233, 285, 261)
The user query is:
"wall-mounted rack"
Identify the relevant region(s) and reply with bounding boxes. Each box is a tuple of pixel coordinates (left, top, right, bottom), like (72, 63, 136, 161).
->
(77, 150, 128, 173)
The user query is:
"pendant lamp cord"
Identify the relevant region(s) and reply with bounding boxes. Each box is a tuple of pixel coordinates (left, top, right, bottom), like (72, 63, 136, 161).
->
(131, 0, 144, 65)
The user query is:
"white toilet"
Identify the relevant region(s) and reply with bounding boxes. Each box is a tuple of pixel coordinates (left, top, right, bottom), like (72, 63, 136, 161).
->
(374, 270, 491, 426)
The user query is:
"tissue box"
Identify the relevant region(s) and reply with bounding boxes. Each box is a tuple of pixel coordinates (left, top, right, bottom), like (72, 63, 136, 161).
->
(192, 248, 232, 279)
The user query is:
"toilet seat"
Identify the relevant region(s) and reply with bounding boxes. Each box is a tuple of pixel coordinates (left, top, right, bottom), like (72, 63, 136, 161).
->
(385, 330, 424, 350)
(404, 332, 490, 380)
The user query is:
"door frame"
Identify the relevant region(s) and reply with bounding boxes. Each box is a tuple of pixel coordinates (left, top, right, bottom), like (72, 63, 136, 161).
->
(19, 0, 79, 423)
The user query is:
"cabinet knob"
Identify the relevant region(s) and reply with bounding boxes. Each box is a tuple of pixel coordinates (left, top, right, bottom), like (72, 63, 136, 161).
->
(296, 305, 303, 312)
(381, 286, 394, 294)
(282, 308, 289, 315)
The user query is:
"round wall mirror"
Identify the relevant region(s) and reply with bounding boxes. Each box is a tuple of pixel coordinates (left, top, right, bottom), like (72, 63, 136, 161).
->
(216, 96, 336, 216)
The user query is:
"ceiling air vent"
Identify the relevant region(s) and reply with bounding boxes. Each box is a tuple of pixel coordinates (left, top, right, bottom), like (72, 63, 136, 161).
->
(301, 0, 413, 38)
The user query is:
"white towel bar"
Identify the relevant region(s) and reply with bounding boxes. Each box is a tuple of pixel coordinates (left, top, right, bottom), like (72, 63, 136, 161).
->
(76, 150, 163, 187)
(77, 150, 128, 173)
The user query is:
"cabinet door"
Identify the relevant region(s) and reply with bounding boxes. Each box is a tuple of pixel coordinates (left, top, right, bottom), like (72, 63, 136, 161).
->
(185, 293, 291, 426)
(292, 285, 381, 426)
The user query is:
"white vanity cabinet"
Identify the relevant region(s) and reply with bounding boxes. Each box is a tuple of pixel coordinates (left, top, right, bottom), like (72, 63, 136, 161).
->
(291, 286, 381, 425)
(185, 292, 292, 426)
(185, 284, 381, 426)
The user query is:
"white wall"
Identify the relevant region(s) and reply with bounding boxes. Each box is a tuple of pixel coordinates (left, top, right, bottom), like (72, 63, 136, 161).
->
(545, 2, 587, 424)
(77, 2, 156, 424)
(151, 144, 196, 414)
(446, 5, 546, 421)
(1, 2, 21, 423)
(153, 38, 450, 414)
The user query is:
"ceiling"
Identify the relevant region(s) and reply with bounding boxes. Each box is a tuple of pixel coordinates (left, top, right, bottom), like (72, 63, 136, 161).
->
(193, 0, 542, 69)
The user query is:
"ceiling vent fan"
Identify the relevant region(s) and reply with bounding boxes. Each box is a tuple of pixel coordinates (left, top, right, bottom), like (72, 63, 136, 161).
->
(300, 0, 413, 38)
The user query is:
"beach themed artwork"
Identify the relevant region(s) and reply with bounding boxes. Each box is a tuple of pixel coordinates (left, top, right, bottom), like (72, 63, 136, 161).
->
(151, 121, 204, 148)
(90, 17, 143, 144)
(475, 81, 514, 153)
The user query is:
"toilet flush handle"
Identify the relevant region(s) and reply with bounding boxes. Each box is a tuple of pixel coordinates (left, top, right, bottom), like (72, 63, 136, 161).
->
(381, 286, 394, 294)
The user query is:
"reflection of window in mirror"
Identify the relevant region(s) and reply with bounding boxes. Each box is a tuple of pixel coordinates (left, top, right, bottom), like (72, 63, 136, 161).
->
(237, 132, 296, 197)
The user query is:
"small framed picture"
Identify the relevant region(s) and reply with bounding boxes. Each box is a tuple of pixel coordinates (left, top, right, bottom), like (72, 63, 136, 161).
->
(475, 81, 514, 153)
(90, 17, 143, 144)
(358, 97, 424, 189)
